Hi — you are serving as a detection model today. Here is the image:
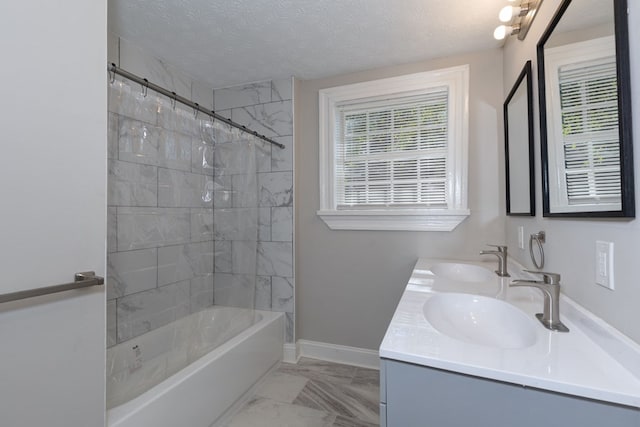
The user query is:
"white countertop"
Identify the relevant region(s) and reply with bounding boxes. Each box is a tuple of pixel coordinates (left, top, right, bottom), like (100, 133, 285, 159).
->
(379, 258, 640, 408)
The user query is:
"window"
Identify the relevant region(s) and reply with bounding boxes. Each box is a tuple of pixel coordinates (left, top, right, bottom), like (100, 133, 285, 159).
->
(318, 66, 470, 231)
(545, 36, 621, 212)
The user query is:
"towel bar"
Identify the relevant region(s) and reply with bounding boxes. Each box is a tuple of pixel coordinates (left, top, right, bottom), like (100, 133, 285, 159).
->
(0, 271, 104, 304)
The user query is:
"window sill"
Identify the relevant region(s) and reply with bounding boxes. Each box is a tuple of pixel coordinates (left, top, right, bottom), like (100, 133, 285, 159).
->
(317, 209, 470, 231)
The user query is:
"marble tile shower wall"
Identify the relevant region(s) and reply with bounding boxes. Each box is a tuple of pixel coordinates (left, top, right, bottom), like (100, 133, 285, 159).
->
(107, 36, 295, 345)
(213, 80, 295, 343)
(107, 83, 217, 347)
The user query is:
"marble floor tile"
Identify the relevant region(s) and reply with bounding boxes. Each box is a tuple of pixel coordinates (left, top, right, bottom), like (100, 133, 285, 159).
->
(292, 379, 379, 424)
(254, 371, 309, 403)
(349, 368, 382, 403)
(332, 415, 379, 427)
(227, 397, 335, 427)
(352, 368, 379, 388)
(277, 358, 358, 385)
(229, 359, 380, 427)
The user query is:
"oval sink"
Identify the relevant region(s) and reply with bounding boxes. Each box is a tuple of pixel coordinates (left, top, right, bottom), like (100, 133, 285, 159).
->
(430, 262, 495, 283)
(423, 293, 537, 349)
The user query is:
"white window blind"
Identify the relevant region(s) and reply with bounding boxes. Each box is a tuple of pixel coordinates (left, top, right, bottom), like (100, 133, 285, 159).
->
(334, 90, 449, 209)
(558, 58, 620, 204)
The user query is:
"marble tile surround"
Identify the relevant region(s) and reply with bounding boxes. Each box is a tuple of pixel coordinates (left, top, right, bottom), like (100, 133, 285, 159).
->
(118, 39, 192, 107)
(116, 207, 191, 251)
(117, 280, 191, 342)
(107, 248, 157, 299)
(108, 69, 218, 346)
(214, 82, 272, 111)
(258, 242, 293, 277)
(108, 35, 295, 346)
(213, 78, 295, 343)
(108, 160, 158, 207)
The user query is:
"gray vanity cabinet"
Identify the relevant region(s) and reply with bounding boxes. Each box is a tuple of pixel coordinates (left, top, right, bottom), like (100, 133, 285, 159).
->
(380, 358, 640, 427)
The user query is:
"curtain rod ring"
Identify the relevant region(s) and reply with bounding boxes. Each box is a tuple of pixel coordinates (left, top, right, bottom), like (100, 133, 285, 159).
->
(141, 78, 149, 98)
(171, 92, 177, 110)
(193, 103, 199, 119)
(109, 63, 116, 84)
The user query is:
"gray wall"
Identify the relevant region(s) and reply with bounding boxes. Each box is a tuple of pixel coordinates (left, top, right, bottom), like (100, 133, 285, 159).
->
(503, 0, 640, 344)
(295, 49, 505, 350)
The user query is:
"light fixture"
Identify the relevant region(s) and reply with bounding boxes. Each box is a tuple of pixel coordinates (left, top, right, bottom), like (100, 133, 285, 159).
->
(493, 0, 543, 41)
(493, 24, 520, 41)
(499, 4, 529, 23)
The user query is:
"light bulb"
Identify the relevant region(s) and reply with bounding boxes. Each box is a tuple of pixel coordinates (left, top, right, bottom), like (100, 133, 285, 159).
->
(494, 24, 520, 40)
(494, 25, 508, 40)
(499, 5, 518, 22)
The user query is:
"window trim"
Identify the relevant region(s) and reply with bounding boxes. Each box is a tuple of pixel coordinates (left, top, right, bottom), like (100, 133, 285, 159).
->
(318, 66, 470, 231)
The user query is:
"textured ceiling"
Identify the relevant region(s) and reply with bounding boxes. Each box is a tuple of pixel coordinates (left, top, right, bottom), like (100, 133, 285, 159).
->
(109, 0, 508, 88)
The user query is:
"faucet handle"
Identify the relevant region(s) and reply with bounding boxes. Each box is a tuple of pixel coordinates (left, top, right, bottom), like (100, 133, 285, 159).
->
(486, 244, 507, 252)
(523, 270, 561, 285)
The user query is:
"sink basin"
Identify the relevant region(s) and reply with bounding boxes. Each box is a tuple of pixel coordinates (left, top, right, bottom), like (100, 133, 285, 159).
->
(423, 293, 537, 349)
(430, 262, 495, 283)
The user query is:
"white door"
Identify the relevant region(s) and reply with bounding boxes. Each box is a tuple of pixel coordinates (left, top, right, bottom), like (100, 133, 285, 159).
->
(0, 2, 107, 426)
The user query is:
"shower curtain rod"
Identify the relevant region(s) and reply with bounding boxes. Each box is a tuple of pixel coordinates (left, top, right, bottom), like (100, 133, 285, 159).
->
(108, 63, 285, 149)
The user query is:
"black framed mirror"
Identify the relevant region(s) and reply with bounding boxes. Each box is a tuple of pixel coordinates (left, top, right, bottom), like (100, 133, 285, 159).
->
(537, 0, 634, 217)
(505, 60, 535, 216)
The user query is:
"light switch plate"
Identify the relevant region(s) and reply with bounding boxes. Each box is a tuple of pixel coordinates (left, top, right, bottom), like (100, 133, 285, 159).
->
(595, 241, 614, 290)
(518, 226, 524, 249)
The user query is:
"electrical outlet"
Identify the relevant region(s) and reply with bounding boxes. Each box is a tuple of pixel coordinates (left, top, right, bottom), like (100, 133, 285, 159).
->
(517, 226, 524, 249)
(595, 241, 614, 290)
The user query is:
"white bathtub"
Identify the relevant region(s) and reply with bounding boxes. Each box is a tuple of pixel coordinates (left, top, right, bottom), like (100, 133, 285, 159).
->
(107, 306, 284, 427)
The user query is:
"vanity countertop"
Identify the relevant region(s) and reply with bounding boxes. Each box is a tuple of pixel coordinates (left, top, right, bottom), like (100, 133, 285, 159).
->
(379, 258, 640, 408)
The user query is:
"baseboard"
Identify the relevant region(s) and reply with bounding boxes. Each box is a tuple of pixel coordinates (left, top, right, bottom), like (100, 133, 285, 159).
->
(282, 342, 299, 364)
(297, 340, 379, 370)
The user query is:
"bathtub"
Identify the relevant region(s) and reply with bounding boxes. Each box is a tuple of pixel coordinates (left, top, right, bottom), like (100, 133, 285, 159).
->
(107, 306, 284, 427)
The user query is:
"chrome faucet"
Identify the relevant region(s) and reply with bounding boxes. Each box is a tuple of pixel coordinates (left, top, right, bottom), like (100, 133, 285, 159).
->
(510, 271, 569, 332)
(480, 244, 509, 277)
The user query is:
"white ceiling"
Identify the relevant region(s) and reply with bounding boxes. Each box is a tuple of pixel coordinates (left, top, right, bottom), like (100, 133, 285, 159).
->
(109, 0, 507, 89)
